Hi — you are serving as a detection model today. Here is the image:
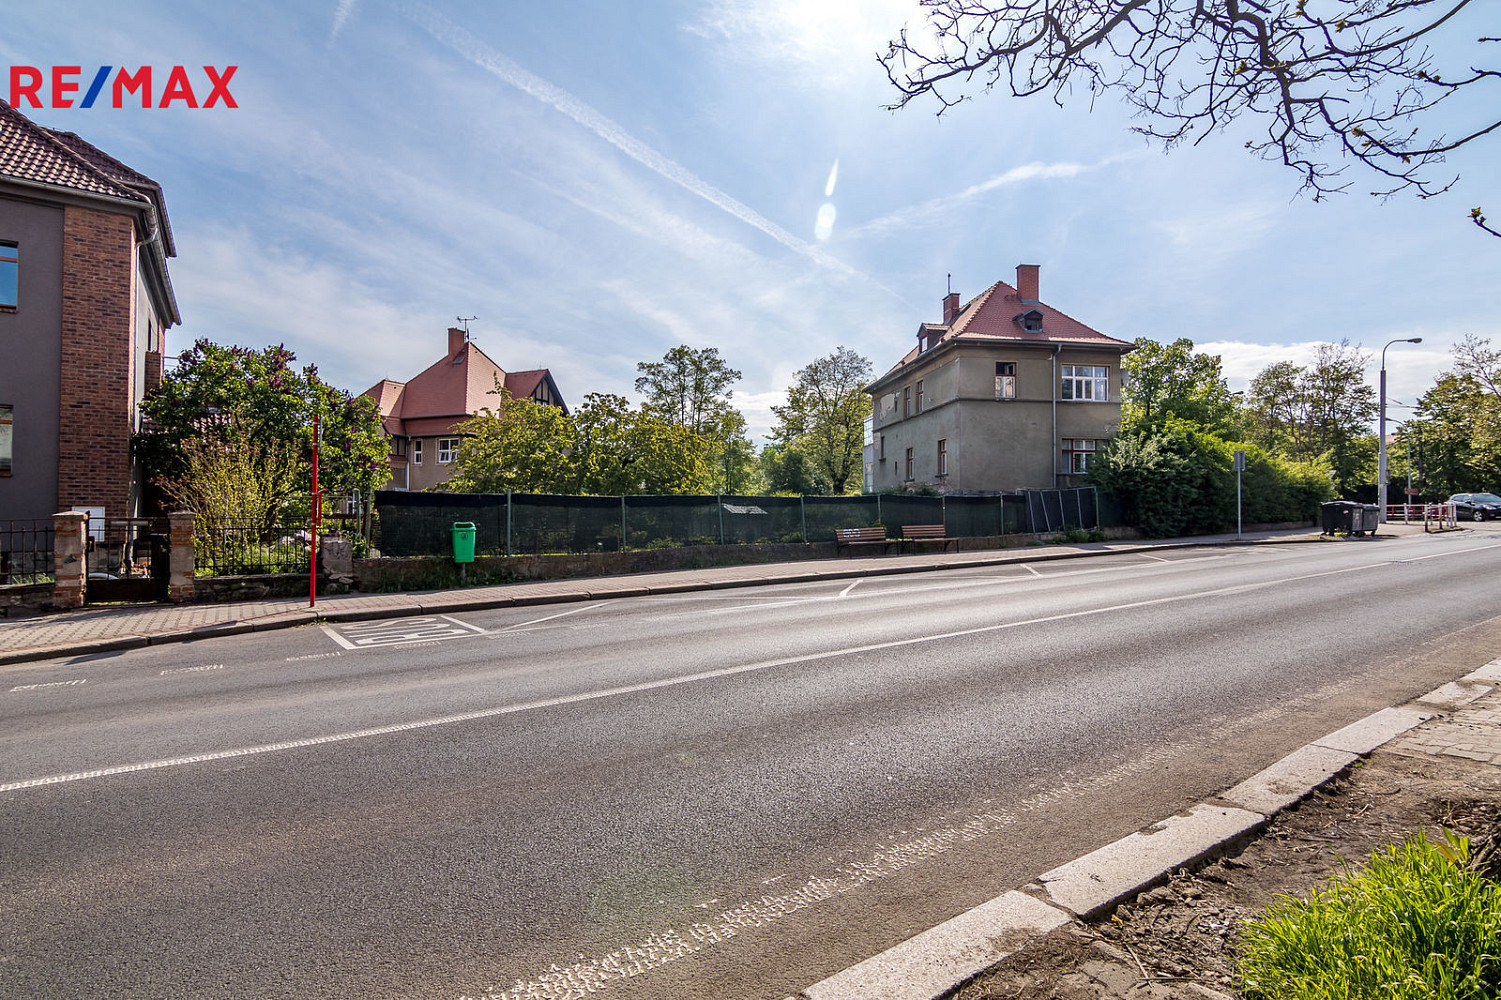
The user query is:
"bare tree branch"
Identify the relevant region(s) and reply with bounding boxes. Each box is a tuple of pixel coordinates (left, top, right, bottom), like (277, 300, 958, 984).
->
(881, 1, 1498, 223)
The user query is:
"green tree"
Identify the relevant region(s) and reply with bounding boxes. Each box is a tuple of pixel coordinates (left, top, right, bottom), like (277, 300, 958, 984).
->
(136, 340, 388, 510)
(882, 1, 1499, 226)
(771, 347, 872, 495)
(1244, 342, 1376, 494)
(634, 346, 742, 435)
(569, 393, 714, 495)
(1407, 372, 1501, 496)
(757, 443, 830, 496)
(444, 388, 578, 494)
(704, 408, 758, 494)
(1122, 337, 1234, 430)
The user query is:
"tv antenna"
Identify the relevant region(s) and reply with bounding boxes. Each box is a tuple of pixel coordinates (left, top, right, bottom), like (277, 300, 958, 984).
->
(456, 315, 478, 336)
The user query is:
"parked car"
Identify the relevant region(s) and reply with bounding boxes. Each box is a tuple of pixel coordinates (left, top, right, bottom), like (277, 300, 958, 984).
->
(1447, 493, 1501, 520)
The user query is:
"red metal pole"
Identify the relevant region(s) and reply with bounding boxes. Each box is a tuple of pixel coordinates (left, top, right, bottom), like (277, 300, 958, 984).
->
(310, 413, 320, 608)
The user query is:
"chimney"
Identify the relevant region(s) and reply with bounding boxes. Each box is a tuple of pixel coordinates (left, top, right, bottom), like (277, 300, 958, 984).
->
(1017, 263, 1040, 303)
(942, 291, 960, 325)
(448, 327, 467, 358)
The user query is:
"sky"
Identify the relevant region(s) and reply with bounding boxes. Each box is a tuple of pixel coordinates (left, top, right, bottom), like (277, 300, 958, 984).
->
(4, 0, 1497, 441)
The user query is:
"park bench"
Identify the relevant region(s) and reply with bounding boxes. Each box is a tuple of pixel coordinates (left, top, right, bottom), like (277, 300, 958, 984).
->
(899, 524, 959, 553)
(833, 526, 894, 555)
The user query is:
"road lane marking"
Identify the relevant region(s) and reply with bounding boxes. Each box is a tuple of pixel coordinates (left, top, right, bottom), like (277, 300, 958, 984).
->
(1021, 564, 1041, 575)
(9, 679, 86, 692)
(1138, 553, 1171, 562)
(500, 602, 613, 630)
(160, 664, 224, 675)
(321, 615, 486, 650)
(10, 542, 1500, 795)
(285, 652, 343, 662)
(839, 580, 863, 598)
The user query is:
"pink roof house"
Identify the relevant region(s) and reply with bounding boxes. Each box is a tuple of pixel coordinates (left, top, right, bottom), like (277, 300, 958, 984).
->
(866, 264, 1134, 494)
(361, 328, 567, 491)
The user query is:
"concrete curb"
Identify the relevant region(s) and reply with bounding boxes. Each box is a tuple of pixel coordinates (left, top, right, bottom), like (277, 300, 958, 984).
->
(794, 684, 1449, 1000)
(0, 536, 1314, 667)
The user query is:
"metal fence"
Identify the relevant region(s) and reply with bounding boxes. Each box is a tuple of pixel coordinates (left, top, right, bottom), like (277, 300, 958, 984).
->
(195, 519, 312, 576)
(375, 487, 1107, 558)
(1, 519, 54, 585)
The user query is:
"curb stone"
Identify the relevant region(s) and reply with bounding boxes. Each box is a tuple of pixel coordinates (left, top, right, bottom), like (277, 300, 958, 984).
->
(790, 691, 1456, 1000)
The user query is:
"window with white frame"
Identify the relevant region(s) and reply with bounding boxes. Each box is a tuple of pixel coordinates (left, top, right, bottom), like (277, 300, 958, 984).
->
(412, 438, 423, 464)
(904, 447, 914, 481)
(936, 438, 948, 476)
(903, 385, 912, 418)
(916, 379, 925, 413)
(1061, 438, 1098, 473)
(995, 361, 1017, 400)
(438, 438, 460, 464)
(1061, 364, 1109, 401)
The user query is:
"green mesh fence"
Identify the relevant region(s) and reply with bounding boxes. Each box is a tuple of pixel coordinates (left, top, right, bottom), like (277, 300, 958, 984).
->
(374, 487, 1107, 557)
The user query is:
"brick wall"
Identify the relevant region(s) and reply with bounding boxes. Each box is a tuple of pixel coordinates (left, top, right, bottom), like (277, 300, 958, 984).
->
(57, 205, 136, 518)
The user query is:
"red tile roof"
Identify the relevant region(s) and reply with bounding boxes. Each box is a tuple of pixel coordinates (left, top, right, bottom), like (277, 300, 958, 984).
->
(0, 100, 148, 204)
(881, 275, 1132, 379)
(362, 343, 566, 437)
(43, 126, 176, 256)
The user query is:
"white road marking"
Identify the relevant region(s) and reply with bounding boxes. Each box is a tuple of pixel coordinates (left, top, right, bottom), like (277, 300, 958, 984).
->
(321, 615, 486, 650)
(839, 579, 863, 598)
(1138, 553, 1171, 563)
(285, 652, 343, 662)
(1021, 564, 1041, 576)
(160, 664, 224, 675)
(10, 542, 1497, 796)
(9, 679, 86, 692)
(501, 602, 612, 630)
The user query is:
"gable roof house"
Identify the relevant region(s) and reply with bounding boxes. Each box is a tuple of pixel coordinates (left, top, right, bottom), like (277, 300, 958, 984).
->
(362, 328, 567, 491)
(866, 264, 1133, 494)
(0, 100, 180, 524)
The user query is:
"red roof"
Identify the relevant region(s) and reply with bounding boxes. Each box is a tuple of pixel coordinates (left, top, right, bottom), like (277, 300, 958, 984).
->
(361, 342, 566, 437)
(881, 275, 1132, 380)
(0, 100, 148, 204)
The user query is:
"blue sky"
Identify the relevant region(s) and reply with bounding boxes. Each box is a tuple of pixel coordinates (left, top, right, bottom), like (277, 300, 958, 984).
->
(6, 1, 1497, 440)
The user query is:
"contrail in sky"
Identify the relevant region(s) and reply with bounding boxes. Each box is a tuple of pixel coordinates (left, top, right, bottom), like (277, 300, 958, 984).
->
(400, 2, 858, 277)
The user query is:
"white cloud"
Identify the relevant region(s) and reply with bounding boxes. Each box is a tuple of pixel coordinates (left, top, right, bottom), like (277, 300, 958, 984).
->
(400, 1, 861, 278)
(330, 0, 359, 42)
(844, 157, 1126, 239)
(688, 0, 927, 89)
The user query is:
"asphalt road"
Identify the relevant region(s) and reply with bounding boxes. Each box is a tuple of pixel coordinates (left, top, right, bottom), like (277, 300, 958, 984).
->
(5, 527, 1501, 1000)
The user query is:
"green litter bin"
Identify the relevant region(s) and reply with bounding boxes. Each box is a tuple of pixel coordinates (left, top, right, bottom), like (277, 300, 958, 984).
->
(451, 522, 477, 563)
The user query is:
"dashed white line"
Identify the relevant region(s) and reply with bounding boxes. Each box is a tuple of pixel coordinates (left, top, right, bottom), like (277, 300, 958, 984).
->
(285, 652, 343, 662)
(160, 664, 225, 675)
(10, 679, 86, 692)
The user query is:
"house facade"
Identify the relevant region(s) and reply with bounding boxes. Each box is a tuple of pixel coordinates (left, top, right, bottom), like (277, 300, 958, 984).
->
(0, 100, 179, 523)
(362, 328, 567, 491)
(867, 265, 1132, 494)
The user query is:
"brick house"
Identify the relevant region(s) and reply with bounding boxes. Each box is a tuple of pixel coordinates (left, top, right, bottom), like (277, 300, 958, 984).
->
(867, 265, 1133, 494)
(0, 100, 179, 523)
(362, 328, 567, 491)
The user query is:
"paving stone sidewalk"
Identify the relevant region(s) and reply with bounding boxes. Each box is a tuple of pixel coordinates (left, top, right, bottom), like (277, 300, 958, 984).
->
(0, 525, 1372, 666)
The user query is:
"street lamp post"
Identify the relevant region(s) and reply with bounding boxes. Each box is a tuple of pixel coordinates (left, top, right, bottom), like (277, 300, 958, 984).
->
(1379, 338, 1422, 522)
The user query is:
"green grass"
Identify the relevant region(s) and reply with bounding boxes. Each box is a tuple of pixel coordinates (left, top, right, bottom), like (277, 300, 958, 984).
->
(1238, 830, 1501, 1000)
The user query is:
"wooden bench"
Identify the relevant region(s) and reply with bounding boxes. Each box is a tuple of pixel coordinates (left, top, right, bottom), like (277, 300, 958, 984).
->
(899, 524, 959, 553)
(834, 526, 894, 555)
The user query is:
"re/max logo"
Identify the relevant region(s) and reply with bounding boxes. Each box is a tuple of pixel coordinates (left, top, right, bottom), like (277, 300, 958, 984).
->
(8, 66, 237, 109)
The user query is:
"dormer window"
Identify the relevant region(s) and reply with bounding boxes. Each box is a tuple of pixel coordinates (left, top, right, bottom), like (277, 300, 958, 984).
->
(1017, 309, 1044, 333)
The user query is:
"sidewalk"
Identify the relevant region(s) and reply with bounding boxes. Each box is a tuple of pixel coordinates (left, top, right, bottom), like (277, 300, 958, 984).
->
(0, 524, 1372, 667)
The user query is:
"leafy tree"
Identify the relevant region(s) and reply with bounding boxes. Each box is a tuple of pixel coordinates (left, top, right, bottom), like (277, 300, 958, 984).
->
(1243, 341, 1376, 493)
(1122, 337, 1235, 430)
(881, 1, 1499, 226)
(704, 408, 759, 494)
(634, 346, 743, 435)
(771, 347, 872, 495)
(757, 443, 830, 496)
(1406, 370, 1501, 496)
(444, 388, 578, 494)
(1090, 417, 1332, 537)
(160, 432, 300, 531)
(136, 340, 388, 512)
(569, 393, 714, 495)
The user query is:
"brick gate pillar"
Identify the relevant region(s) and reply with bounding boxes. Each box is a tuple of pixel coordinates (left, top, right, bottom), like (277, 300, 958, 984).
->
(51, 511, 88, 610)
(167, 511, 195, 603)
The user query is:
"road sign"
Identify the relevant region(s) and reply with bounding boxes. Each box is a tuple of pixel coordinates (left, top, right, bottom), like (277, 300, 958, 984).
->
(1405, 488, 1419, 495)
(1233, 449, 1246, 471)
